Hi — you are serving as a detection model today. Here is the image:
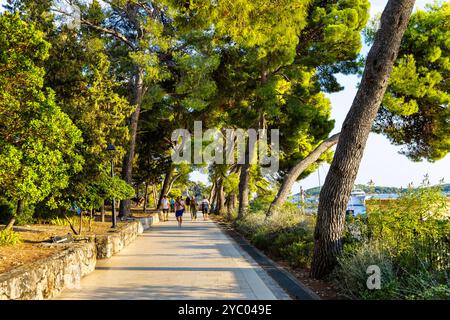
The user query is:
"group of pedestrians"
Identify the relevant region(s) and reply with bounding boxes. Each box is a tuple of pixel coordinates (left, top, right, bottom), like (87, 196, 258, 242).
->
(160, 195, 210, 227)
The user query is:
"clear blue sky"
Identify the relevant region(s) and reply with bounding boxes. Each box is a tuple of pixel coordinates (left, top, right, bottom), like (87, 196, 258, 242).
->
(1, 0, 447, 190)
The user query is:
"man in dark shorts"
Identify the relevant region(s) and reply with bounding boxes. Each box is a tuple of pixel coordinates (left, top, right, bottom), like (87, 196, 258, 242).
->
(175, 197, 185, 227)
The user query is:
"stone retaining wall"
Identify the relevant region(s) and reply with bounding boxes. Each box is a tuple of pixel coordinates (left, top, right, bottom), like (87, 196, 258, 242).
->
(0, 242, 96, 300)
(133, 213, 160, 231)
(0, 218, 159, 300)
(95, 220, 144, 259)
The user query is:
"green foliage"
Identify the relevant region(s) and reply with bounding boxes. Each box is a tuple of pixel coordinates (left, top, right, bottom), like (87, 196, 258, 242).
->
(0, 12, 83, 209)
(249, 184, 277, 212)
(372, 3, 450, 161)
(367, 181, 449, 256)
(333, 178, 450, 300)
(222, 172, 239, 195)
(402, 271, 450, 300)
(0, 230, 22, 246)
(332, 243, 400, 299)
(235, 206, 315, 268)
(70, 175, 135, 211)
(49, 215, 93, 228)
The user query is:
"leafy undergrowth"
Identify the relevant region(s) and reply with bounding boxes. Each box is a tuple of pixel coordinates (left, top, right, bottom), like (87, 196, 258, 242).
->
(221, 182, 450, 300)
(333, 182, 450, 300)
(0, 230, 22, 246)
(234, 206, 315, 269)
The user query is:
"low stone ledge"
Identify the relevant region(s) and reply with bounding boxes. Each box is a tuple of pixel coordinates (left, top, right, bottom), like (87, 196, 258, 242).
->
(132, 213, 160, 231)
(0, 242, 96, 300)
(95, 220, 143, 259)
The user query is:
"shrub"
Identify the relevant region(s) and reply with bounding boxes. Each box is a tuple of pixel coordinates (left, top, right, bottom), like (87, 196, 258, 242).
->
(333, 181, 450, 299)
(367, 182, 449, 257)
(234, 211, 266, 237)
(401, 269, 450, 300)
(332, 242, 400, 300)
(281, 239, 314, 268)
(0, 230, 22, 246)
(234, 206, 316, 268)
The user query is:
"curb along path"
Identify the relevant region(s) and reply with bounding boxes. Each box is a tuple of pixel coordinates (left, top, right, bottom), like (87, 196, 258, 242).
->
(56, 215, 291, 300)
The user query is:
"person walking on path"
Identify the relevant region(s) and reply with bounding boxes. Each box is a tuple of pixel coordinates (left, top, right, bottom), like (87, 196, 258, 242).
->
(170, 197, 175, 213)
(201, 197, 210, 221)
(175, 197, 185, 227)
(161, 195, 170, 222)
(190, 197, 197, 221)
(185, 196, 191, 219)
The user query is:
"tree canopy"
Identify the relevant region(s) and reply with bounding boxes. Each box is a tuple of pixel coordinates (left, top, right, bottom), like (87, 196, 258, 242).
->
(0, 12, 83, 209)
(371, 3, 450, 161)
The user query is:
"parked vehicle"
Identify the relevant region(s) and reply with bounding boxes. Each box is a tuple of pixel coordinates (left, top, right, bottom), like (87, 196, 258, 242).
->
(346, 189, 366, 216)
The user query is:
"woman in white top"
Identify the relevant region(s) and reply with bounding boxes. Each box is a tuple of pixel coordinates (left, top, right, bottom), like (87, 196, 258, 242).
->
(161, 195, 170, 222)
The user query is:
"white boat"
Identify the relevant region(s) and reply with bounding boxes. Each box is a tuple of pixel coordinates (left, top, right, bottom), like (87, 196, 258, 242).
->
(346, 189, 366, 216)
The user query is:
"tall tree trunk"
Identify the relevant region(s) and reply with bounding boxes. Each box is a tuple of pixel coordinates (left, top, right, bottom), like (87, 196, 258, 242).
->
(143, 182, 149, 213)
(238, 107, 265, 219)
(211, 183, 218, 213)
(310, 0, 415, 279)
(152, 185, 158, 209)
(119, 66, 145, 218)
(208, 181, 216, 204)
(166, 173, 182, 196)
(227, 193, 236, 220)
(4, 200, 23, 231)
(217, 179, 226, 215)
(268, 133, 340, 216)
(157, 165, 174, 209)
(238, 158, 251, 219)
(135, 183, 140, 201)
(101, 201, 105, 223)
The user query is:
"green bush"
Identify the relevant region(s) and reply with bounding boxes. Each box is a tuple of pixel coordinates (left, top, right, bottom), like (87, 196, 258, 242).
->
(235, 206, 316, 268)
(281, 239, 314, 268)
(234, 211, 266, 238)
(402, 270, 450, 300)
(333, 181, 450, 300)
(367, 183, 449, 257)
(332, 242, 400, 300)
(0, 230, 22, 246)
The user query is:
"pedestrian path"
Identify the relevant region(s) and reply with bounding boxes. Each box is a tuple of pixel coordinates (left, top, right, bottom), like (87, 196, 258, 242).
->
(56, 214, 290, 300)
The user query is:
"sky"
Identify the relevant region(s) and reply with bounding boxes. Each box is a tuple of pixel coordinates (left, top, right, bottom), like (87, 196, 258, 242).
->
(1, 0, 448, 191)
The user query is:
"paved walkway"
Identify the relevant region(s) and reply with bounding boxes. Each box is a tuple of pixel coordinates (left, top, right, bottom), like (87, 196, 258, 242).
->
(56, 214, 290, 300)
